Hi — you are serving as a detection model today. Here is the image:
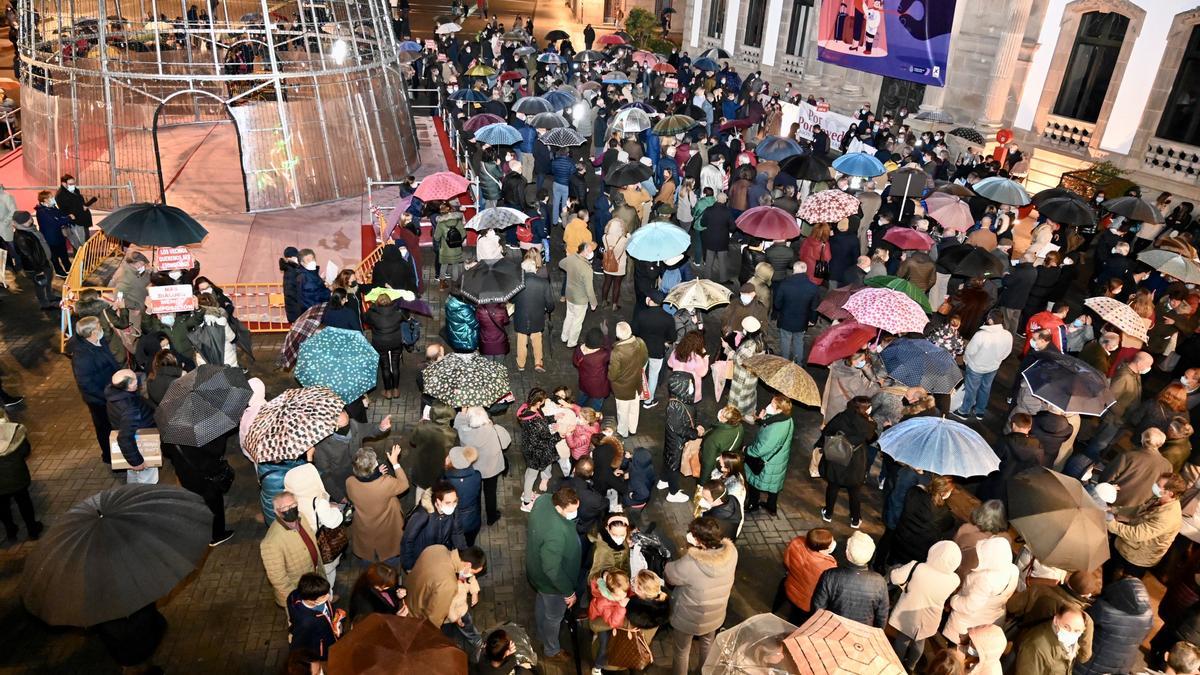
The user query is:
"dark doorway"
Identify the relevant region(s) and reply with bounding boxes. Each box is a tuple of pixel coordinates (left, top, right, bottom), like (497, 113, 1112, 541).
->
(877, 76, 926, 122)
(152, 91, 251, 214)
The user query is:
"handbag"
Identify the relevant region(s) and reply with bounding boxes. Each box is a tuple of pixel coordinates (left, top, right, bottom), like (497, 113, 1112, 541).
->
(812, 242, 828, 280)
(206, 457, 236, 494)
(822, 432, 858, 467)
(744, 452, 765, 475)
(888, 562, 918, 607)
(313, 498, 350, 564)
(607, 627, 653, 670)
(0, 416, 26, 457)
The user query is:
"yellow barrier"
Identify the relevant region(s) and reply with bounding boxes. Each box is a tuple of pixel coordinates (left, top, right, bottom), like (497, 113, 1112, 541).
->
(59, 232, 125, 352)
(354, 242, 387, 285)
(224, 282, 291, 332)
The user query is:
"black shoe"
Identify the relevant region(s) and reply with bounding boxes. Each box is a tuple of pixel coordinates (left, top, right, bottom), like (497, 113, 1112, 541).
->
(820, 508, 832, 522)
(209, 530, 235, 547)
(27, 521, 43, 540)
(0, 393, 23, 407)
(949, 409, 971, 421)
(745, 503, 760, 514)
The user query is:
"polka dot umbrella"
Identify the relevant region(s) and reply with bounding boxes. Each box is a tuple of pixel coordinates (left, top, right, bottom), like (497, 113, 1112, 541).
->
(153, 364, 253, 447)
(295, 327, 379, 404)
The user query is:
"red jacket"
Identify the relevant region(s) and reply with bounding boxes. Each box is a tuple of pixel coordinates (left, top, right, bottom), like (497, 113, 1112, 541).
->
(1022, 311, 1066, 355)
(573, 346, 612, 398)
(588, 578, 628, 629)
(476, 303, 511, 356)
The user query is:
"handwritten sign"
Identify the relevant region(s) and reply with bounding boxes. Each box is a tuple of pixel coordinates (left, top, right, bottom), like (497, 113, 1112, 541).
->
(155, 246, 193, 271)
(147, 284, 197, 315)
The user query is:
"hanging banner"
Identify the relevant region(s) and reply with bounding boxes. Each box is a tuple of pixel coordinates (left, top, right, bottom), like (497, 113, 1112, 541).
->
(815, 0, 956, 87)
(779, 101, 857, 149)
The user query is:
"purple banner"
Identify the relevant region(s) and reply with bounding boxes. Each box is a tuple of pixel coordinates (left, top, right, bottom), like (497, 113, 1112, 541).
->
(816, 0, 956, 87)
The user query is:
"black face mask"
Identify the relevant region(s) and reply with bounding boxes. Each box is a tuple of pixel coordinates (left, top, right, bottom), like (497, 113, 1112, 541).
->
(280, 507, 300, 523)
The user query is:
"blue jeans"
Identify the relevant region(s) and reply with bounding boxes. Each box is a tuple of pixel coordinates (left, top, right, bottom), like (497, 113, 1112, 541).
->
(957, 367, 996, 416)
(645, 357, 664, 400)
(778, 328, 806, 364)
(551, 182, 569, 226)
(577, 391, 605, 411)
(535, 592, 568, 656)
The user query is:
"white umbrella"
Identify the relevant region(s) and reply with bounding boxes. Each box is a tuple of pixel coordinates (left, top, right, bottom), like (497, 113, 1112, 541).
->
(436, 22, 462, 34)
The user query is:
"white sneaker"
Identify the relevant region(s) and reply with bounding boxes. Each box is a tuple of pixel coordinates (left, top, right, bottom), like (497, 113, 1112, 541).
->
(520, 500, 535, 513)
(666, 491, 690, 503)
(592, 669, 603, 675)
(656, 480, 669, 490)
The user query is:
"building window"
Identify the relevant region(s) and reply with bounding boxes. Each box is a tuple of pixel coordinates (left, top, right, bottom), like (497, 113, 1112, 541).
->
(1158, 25, 1200, 146)
(744, 0, 766, 47)
(1052, 11, 1130, 123)
(786, 0, 812, 56)
(706, 0, 726, 38)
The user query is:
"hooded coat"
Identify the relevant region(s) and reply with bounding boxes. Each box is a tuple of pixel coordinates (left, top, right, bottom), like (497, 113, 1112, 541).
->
(745, 412, 794, 493)
(1073, 576, 1153, 675)
(475, 303, 510, 356)
(664, 539, 738, 635)
(943, 537, 1020, 643)
(888, 540, 963, 640)
(664, 372, 698, 474)
(624, 447, 656, 508)
(967, 624, 1007, 675)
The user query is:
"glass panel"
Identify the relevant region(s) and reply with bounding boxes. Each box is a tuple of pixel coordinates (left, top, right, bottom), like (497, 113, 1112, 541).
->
(1157, 26, 1200, 146)
(707, 0, 726, 38)
(1052, 12, 1129, 123)
(745, 0, 766, 47)
(786, 1, 810, 55)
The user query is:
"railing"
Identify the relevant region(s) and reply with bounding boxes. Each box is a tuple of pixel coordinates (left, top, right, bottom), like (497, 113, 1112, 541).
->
(0, 106, 20, 158)
(1040, 115, 1095, 153)
(1142, 137, 1200, 183)
(3, 183, 138, 209)
(224, 282, 291, 332)
(354, 243, 388, 285)
(58, 231, 125, 351)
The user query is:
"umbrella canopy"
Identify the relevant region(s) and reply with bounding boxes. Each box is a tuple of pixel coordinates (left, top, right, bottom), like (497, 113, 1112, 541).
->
(473, 122, 522, 145)
(501, 28, 530, 42)
(626, 222, 691, 261)
(153, 364, 252, 447)
(422, 354, 512, 408)
(602, 71, 633, 85)
(817, 284, 862, 321)
(276, 303, 325, 369)
(882, 226, 934, 251)
(1021, 350, 1116, 416)
(797, 189, 862, 224)
(537, 52, 567, 64)
(1084, 296, 1150, 341)
(699, 46, 731, 59)
(784, 610, 904, 675)
(880, 338, 963, 394)
(1103, 196, 1164, 224)
(692, 57, 719, 71)
(1138, 249, 1200, 283)
(464, 63, 496, 77)
(741, 354, 821, 405)
(631, 49, 660, 66)
(448, 88, 487, 102)
(781, 154, 833, 182)
(879, 416, 999, 477)
(1008, 468, 1110, 571)
(544, 29, 570, 41)
(295, 328, 379, 404)
(935, 244, 1005, 278)
(652, 62, 676, 73)
(363, 287, 415, 304)
(1037, 196, 1097, 228)
(514, 45, 537, 56)
(809, 320, 878, 366)
(621, 101, 657, 114)
(887, 166, 932, 199)
(611, 107, 653, 133)
(664, 278, 732, 311)
(972, 176, 1031, 206)
(98, 203, 208, 246)
(736, 205, 801, 240)
(328, 614, 467, 675)
(605, 161, 654, 187)
(843, 288, 929, 335)
(597, 33, 626, 46)
(542, 89, 576, 111)
(704, 613, 799, 674)
(460, 257, 526, 303)
(541, 126, 585, 147)
(574, 49, 607, 63)
(923, 193, 974, 232)
(498, 70, 523, 81)
(398, 40, 422, 52)
(513, 96, 553, 115)
(244, 386, 344, 462)
(653, 114, 697, 136)
(832, 152, 887, 178)
(466, 206, 528, 231)
(22, 485, 212, 626)
(948, 127, 985, 145)
(435, 21, 461, 34)
(529, 112, 570, 129)
(414, 172, 470, 201)
(863, 276, 932, 312)
(933, 181, 974, 198)
(754, 135, 805, 161)
(914, 109, 954, 123)
(463, 113, 505, 133)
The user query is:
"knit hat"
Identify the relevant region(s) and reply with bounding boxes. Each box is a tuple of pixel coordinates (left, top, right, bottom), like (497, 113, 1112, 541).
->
(448, 446, 478, 470)
(615, 321, 632, 340)
(846, 531, 876, 565)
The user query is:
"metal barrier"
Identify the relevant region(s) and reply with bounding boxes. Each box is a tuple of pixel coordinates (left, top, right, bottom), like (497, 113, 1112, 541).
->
(354, 242, 388, 285)
(224, 282, 291, 332)
(0, 106, 20, 158)
(58, 230, 125, 351)
(5, 183, 139, 209)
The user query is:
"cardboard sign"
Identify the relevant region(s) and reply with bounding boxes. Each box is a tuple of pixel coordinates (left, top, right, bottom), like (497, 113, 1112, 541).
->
(663, 76, 678, 90)
(147, 284, 197, 315)
(816, 101, 830, 113)
(155, 246, 193, 271)
(425, 39, 436, 50)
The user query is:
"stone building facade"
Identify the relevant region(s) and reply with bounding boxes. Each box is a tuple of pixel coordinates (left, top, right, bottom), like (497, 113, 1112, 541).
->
(679, 0, 1200, 201)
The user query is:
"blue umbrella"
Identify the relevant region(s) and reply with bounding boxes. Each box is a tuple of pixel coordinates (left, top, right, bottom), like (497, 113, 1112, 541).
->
(537, 52, 566, 64)
(295, 327, 379, 403)
(398, 40, 422, 52)
(602, 72, 632, 85)
(879, 416, 1000, 477)
(473, 123, 522, 145)
(880, 337, 962, 394)
(973, 176, 1032, 206)
(543, 89, 577, 111)
(754, 136, 804, 161)
(693, 57, 719, 71)
(626, 222, 690, 261)
(449, 89, 488, 102)
(832, 152, 886, 178)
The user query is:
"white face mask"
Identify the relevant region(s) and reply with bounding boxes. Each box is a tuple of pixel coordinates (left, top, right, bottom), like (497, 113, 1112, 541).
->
(765, 404, 778, 416)
(160, 314, 176, 326)
(685, 532, 698, 547)
(1182, 376, 1195, 389)
(439, 503, 457, 516)
(1055, 628, 1082, 648)
(304, 260, 318, 271)
(698, 499, 712, 510)
(66, 184, 77, 192)
(1152, 483, 1163, 498)
(167, 270, 182, 280)
(200, 287, 214, 294)
(134, 265, 146, 275)
(610, 532, 626, 545)
(740, 293, 753, 305)
(563, 509, 578, 521)
(865, 407, 873, 416)
(966, 645, 978, 658)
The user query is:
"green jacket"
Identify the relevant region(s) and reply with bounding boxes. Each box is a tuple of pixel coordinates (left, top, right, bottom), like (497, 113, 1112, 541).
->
(526, 493, 582, 595)
(607, 337, 648, 400)
(433, 212, 466, 265)
(691, 195, 715, 230)
(142, 310, 201, 358)
(746, 413, 794, 493)
(700, 421, 745, 481)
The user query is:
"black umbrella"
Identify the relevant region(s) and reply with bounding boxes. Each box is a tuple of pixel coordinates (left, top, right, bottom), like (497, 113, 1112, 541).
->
(780, 154, 832, 182)
(1008, 468, 1109, 571)
(154, 364, 253, 447)
(22, 485, 212, 626)
(1031, 186, 1082, 206)
(1037, 196, 1097, 228)
(512, 96, 553, 115)
(935, 244, 1005, 278)
(888, 166, 932, 199)
(481, 100, 508, 118)
(1021, 351, 1116, 416)
(459, 257, 526, 304)
(604, 161, 654, 187)
(98, 203, 208, 246)
(529, 112, 570, 129)
(574, 49, 607, 63)
(948, 127, 985, 145)
(1102, 196, 1164, 224)
(699, 47, 731, 60)
(545, 29, 570, 41)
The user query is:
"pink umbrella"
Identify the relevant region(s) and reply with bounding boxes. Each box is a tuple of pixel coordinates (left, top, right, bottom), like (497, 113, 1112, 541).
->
(817, 284, 862, 321)
(631, 50, 660, 66)
(414, 171, 470, 201)
(652, 62, 676, 73)
(843, 288, 929, 335)
(882, 226, 934, 251)
(735, 206, 801, 241)
(796, 189, 862, 224)
(809, 320, 879, 366)
(924, 193, 974, 232)
(463, 113, 505, 133)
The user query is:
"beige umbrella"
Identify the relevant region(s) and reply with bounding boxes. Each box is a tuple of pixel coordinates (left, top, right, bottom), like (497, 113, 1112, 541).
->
(1083, 296, 1149, 342)
(742, 354, 821, 406)
(784, 610, 904, 675)
(664, 278, 732, 311)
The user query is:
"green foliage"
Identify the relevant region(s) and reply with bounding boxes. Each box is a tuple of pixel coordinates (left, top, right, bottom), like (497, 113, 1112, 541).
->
(624, 8, 658, 50)
(1086, 160, 1129, 179)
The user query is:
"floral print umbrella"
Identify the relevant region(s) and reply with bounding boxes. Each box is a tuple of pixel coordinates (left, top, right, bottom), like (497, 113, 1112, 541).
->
(295, 327, 379, 403)
(1083, 296, 1149, 342)
(796, 189, 862, 224)
(842, 288, 929, 335)
(422, 354, 512, 408)
(244, 386, 344, 463)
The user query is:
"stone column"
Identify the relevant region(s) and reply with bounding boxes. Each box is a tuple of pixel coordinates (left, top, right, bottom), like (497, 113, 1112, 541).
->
(977, 0, 1037, 129)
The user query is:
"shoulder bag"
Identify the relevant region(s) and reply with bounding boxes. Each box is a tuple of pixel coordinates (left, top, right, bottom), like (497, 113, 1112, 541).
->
(313, 498, 351, 564)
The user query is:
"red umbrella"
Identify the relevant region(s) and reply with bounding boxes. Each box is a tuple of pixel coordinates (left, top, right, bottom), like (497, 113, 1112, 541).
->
(498, 70, 523, 81)
(598, 34, 626, 46)
(809, 320, 878, 366)
(463, 113, 505, 133)
(414, 171, 470, 201)
(817, 284, 862, 320)
(882, 226, 934, 251)
(652, 62, 676, 73)
(735, 206, 801, 241)
(632, 50, 660, 66)
(719, 118, 754, 132)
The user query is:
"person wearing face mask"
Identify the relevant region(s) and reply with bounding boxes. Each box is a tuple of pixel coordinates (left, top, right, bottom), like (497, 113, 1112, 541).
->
(699, 479, 742, 541)
(588, 513, 632, 580)
(1084, 351, 1154, 461)
(295, 248, 331, 314)
(559, 241, 598, 349)
(526, 486, 583, 663)
(1016, 604, 1088, 674)
(744, 394, 795, 516)
(33, 189, 71, 276)
(54, 174, 92, 250)
(283, 462, 346, 584)
(665, 516, 738, 674)
(818, 396, 877, 528)
(1105, 472, 1186, 582)
(286, 573, 344, 666)
(776, 528, 837, 625)
(820, 349, 881, 424)
(111, 250, 152, 329)
(347, 563, 407, 625)
(259, 491, 326, 607)
(400, 480, 467, 572)
(1079, 332, 1120, 377)
(405, 543, 487, 630)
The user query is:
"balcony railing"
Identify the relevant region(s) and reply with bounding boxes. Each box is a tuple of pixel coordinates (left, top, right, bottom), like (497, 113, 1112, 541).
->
(1040, 115, 1095, 153)
(1142, 138, 1200, 183)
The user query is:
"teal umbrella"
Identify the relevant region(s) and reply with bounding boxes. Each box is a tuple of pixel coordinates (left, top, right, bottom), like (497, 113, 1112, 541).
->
(626, 222, 691, 261)
(295, 327, 378, 403)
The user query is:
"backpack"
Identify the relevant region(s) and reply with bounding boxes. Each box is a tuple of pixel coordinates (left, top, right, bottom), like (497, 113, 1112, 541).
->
(444, 225, 464, 249)
(12, 230, 47, 272)
(602, 239, 622, 273)
(822, 432, 857, 467)
(400, 317, 422, 351)
(516, 223, 534, 244)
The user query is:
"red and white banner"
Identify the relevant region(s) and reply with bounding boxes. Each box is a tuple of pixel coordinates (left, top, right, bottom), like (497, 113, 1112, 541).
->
(147, 285, 197, 315)
(779, 101, 856, 149)
(155, 247, 193, 271)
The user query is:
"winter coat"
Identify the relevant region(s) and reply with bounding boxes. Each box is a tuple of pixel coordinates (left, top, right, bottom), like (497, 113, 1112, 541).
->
(745, 412, 794, 493)
(511, 274, 555, 334)
(664, 372, 698, 473)
(700, 421, 744, 484)
(1098, 446, 1173, 508)
(560, 253, 597, 307)
(406, 545, 464, 627)
(517, 403, 558, 471)
(897, 252, 937, 291)
(964, 324, 1013, 373)
(526, 492, 583, 595)
(111, 261, 152, 312)
(888, 540, 963, 639)
(625, 447, 656, 507)
(297, 267, 331, 312)
(401, 489, 467, 570)
(35, 203, 69, 247)
(602, 225, 630, 277)
(310, 420, 382, 503)
(812, 563, 890, 628)
(443, 466, 483, 535)
(105, 384, 156, 466)
(0, 436, 31, 495)
(408, 405, 458, 488)
(546, 474, 604, 537)
(572, 345, 612, 399)
(588, 577, 629, 631)
(943, 537, 1020, 643)
(818, 409, 877, 487)
(700, 203, 735, 252)
(608, 337, 648, 400)
(453, 411, 510, 480)
(142, 312, 200, 363)
(783, 536, 837, 612)
(443, 295, 479, 353)
(345, 465, 409, 562)
(890, 485, 958, 565)
(476, 303, 510, 356)
(74, 298, 131, 365)
(260, 518, 324, 606)
(281, 261, 305, 322)
(69, 335, 121, 406)
(433, 211, 466, 265)
(828, 231, 859, 283)
(968, 624, 1008, 675)
(1107, 497, 1182, 568)
(1015, 620, 1077, 675)
(1073, 577, 1153, 675)
(820, 358, 881, 424)
(633, 306, 676, 360)
(773, 273, 820, 333)
(739, 247, 768, 286)
(999, 262, 1037, 309)
(372, 245, 420, 294)
(479, 161, 503, 201)
(798, 236, 832, 285)
(588, 529, 632, 579)
(664, 539, 738, 635)
(283, 464, 344, 542)
(364, 302, 408, 351)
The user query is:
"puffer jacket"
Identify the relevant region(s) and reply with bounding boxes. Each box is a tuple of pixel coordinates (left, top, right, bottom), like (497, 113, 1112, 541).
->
(888, 540, 962, 640)
(443, 295, 479, 353)
(943, 537, 1020, 643)
(783, 536, 837, 611)
(517, 403, 557, 471)
(889, 485, 958, 565)
(105, 384, 156, 466)
(364, 302, 407, 351)
(811, 562, 889, 628)
(297, 267, 331, 311)
(1073, 577, 1153, 675)
(475, 303, 510, 356)
(745, 413, 794, 493)
(433, 211, 467, 265)
(663, 372, 698, 474)
(624, 447, 656, 507)
(400, 488, 467, 571)
(664, 539, 738, 635)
